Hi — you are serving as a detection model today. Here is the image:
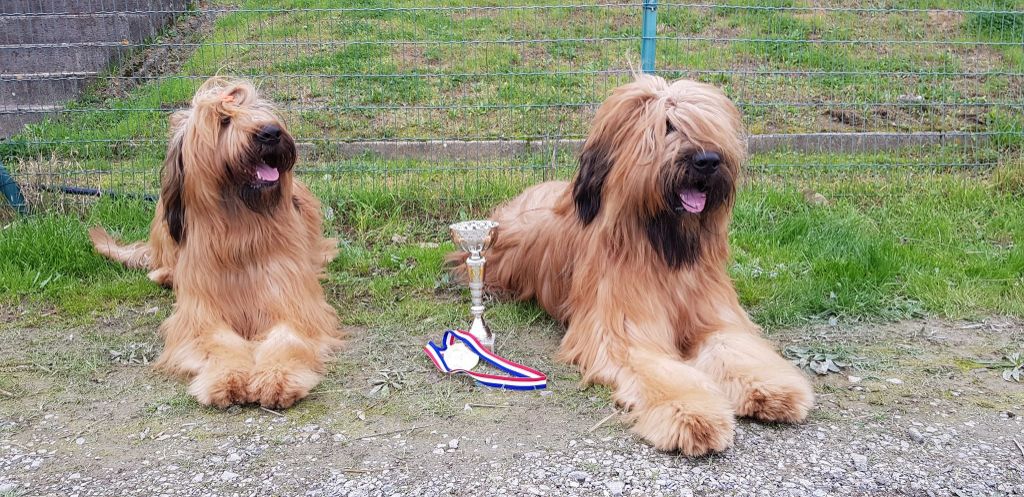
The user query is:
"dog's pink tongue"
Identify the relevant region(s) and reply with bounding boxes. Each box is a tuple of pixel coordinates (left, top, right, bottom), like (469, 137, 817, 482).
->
(679, 189, 706, 213)
(256, 163, 279, 182)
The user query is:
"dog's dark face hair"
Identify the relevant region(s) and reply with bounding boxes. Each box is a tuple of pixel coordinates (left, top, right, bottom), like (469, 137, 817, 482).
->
(231, 121, 297, 214)
(572, 75, 746, 268)
(160, 78, 297, 243)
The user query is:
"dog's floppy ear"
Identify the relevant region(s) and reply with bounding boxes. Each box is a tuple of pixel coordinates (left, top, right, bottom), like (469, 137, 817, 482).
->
(161, 118, 187, 244)
(572, 138, 613, 225)
(573, 76, 664, 225)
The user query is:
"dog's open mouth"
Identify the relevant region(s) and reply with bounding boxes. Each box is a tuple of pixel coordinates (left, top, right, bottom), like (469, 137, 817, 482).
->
(254, 161, 280, 185)
(678, 188, 707, 214)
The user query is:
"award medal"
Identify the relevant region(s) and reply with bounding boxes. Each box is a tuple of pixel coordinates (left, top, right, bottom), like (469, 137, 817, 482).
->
(424, 329, 547, 390)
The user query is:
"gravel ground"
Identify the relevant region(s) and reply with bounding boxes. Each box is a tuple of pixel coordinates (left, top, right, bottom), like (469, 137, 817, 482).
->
(2, 318, 1023, 497)
(3, 408, 1023, 497)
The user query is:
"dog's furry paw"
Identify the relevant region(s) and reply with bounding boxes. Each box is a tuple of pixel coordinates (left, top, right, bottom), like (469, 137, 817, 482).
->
(247, 367, 320, 409)
(147, 267, 173, 288)
(735, 378, 814, 424)
(188, 367, 250, 408)
(629, 399, 736, 456)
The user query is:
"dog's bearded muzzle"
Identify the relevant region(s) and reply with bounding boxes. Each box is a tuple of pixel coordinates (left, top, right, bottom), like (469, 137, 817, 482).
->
(667, 150, 734, 216)
(233, 124, 297, 213)
(247, 123, 296, 190)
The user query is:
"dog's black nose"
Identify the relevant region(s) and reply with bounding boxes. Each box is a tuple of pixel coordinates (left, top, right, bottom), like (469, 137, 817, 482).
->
(691, 151, 721, 175)
(256, 124, 282, 144)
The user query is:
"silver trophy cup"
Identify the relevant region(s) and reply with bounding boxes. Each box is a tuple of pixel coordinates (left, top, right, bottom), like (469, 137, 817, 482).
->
(450, 220, 499, 350)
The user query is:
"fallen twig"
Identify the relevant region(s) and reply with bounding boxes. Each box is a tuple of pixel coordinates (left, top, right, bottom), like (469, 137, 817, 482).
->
(259, 406, 286, 418)
(1014, 439, 1024, 458)
(588, 410, 620, 433)
(340, 468, 379, 474)
(352, 424, 432, 441)
(0, 389, 14, 397)
(309, 387, 361, 395)
(466, 403, 512, 409)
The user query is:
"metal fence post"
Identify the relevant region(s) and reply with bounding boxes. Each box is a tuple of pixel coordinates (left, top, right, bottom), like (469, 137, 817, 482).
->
(641, 0, 658, 73)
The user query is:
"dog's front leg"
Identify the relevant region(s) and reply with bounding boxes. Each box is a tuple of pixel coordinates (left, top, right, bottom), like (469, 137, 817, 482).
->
(691, 329, 814, 423)
(247, 324, 325, 409)
(165, 322, 254, 409)
(559, 315, 736, 456)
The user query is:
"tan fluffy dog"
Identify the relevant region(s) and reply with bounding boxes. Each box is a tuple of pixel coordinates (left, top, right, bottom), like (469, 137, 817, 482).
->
(451, 75, 813, 455)
(90, 77, 342, 409)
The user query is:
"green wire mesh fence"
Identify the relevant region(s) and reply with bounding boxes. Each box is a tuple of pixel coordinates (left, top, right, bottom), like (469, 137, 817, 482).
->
(0, 1, 1021, 215)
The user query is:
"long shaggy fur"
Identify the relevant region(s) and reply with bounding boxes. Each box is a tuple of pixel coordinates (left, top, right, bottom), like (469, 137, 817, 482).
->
(450, 75, 813, 455)
(90, 77, 342, 409)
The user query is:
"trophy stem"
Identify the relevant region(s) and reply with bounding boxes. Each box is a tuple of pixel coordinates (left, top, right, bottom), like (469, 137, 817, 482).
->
(465, 252, 494, 347)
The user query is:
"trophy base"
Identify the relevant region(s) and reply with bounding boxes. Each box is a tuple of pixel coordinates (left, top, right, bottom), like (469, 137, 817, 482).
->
(468, 316, 495, 350)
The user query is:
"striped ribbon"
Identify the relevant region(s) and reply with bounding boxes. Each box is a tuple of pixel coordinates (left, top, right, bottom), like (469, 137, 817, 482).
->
(424, 329, 547, 390)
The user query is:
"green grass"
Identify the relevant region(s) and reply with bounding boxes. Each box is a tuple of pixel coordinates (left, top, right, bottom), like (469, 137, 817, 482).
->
(3, 155, 1023, 332)
(1, 2, 1022, 333)
(0, 199, 165, 318)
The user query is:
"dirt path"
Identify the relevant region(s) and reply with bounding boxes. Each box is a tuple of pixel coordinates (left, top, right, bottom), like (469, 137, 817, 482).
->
(1, 317, 1023, 496)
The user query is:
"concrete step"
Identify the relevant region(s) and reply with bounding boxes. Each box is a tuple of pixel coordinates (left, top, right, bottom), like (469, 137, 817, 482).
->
(1, 0, 190, 15)
(1, 13, 166, 45)
(0, 73, 98, 106)
(0, 105, 63, 138)
(0, 45, 132, 73)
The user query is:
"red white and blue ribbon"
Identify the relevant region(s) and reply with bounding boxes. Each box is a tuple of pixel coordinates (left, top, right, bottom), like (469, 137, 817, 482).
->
(424, 329, 547, 390)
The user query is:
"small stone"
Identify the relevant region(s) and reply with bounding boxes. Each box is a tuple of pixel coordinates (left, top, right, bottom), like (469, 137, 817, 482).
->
(886, 378, 903, 384)
(908, 428, 925, 443)
(221, 471, 239, 481)
(75, 437, 85, 445)
(448, 439, 459, 449)
(69, 473, 81, 480)
(606, 481, 625, 495)
(333, 434, 344, 442)
(191, 473, 204, 483)
(847, 375, 863, 383)
(226, 453, 242, 463)
(678, 489, 694, 497)
(391, 234, 408, 244)
(568, 471, 587, 482)
(431, 448, 444, 455)
(851, 453, 869, 472)
(0, 483, 17, 493)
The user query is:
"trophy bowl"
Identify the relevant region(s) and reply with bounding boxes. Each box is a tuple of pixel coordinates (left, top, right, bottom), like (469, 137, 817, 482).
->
(449, 220, 498, 256)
